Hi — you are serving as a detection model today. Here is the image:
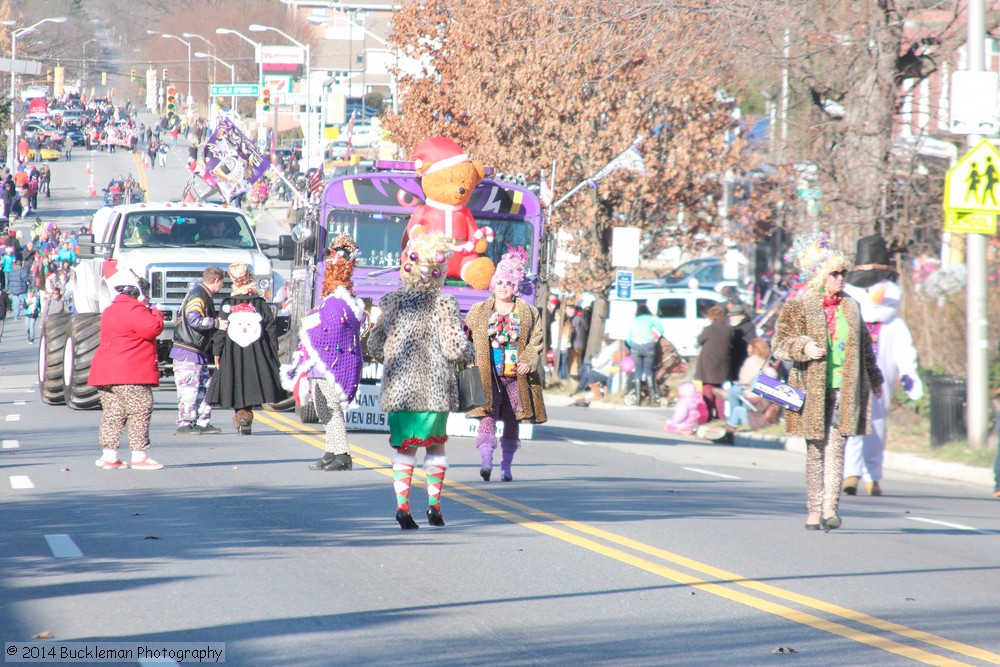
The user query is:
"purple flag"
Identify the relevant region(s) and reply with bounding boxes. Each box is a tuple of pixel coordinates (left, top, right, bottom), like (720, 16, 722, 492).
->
(203, 117, 271, 203)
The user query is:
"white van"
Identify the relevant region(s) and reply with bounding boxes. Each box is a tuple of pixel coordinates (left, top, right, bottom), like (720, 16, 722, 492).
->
(626, 288, 728, 358)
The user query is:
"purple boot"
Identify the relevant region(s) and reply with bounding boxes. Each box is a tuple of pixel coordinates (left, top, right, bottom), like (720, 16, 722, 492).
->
(499, 437, 520, 482)
(477, 434, 496, 482)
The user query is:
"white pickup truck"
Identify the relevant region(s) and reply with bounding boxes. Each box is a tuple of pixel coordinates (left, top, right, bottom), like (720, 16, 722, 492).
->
(39, 201, 290, 408)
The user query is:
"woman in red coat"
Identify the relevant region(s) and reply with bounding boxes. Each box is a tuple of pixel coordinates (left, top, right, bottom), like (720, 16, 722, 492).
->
(87, 272, 165, 470)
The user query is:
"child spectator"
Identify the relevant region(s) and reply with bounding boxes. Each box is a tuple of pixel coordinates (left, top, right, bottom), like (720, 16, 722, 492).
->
(663, 382, 708, 436)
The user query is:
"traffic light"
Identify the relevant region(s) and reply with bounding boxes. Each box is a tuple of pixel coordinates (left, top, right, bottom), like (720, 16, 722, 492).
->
(166, 85, 177, 112)
(130, 69, 136, 82)
(110, 88, 115, 98)
(162, 68, 168, 80)
(261, 88, 271, 112)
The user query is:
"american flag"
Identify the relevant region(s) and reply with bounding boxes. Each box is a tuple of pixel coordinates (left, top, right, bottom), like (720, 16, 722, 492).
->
(309, 168, 324, 196)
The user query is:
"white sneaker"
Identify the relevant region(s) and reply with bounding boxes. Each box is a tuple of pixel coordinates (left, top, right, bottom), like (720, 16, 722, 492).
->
(130, 457, 163, 471)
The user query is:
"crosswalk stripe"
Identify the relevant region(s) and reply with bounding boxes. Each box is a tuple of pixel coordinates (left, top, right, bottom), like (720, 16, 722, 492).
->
(44, 534, 83, 558)
(9, 475, 33, 489)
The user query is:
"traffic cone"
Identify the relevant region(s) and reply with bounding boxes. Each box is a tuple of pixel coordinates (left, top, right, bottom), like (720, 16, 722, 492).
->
(85, 161, 92, 175)
(88, 173, 97, 197)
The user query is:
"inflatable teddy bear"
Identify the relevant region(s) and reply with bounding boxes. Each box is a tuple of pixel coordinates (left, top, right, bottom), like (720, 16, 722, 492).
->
(401, 136, 495, 290)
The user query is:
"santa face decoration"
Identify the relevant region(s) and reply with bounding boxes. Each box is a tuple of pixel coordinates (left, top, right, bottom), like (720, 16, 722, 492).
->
(227, 304, 263, 347)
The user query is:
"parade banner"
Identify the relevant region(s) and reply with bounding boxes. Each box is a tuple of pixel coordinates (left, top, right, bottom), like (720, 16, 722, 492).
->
(203, 117, 271, 203)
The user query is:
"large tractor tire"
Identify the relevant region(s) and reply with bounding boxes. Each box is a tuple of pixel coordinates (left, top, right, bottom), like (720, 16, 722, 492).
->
(63, 314, 102, 410)
(38, 313, 72, 405)
(295, 391, 319, 424)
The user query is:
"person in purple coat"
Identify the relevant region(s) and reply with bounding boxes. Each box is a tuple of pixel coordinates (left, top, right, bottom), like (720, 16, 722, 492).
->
(282, 234, 366, 471)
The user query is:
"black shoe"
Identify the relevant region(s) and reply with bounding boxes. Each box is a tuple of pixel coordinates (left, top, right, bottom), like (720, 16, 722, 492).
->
(822, 515, 842, 532)
(309, 453, 338, 471)
(174, 424, 196, 436)
(194, 424, 222, 435)
(426, 506, 445, 526)
(501, 471, 513, 482)
(480, 468, 491, 482)
(322, 453, 353, 471)
(396, 509, 419, 530)
(805, 523, 821, 531)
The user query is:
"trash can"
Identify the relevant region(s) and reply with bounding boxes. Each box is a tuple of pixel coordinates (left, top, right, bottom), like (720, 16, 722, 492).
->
(927, 375, 966, 448)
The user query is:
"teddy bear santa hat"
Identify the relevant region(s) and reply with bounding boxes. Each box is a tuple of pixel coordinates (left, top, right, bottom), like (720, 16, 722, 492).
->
(412, 136, 469, 176)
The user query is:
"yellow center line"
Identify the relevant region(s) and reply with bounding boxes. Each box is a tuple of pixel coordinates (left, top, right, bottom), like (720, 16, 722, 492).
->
(257, 410, 996, 666)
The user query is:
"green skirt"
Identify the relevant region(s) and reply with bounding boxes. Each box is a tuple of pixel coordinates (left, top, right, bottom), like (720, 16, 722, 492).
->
(388, 411, 449, 450)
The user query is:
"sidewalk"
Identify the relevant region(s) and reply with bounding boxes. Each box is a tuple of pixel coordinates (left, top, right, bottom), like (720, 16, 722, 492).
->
(544, 392, 996, 490)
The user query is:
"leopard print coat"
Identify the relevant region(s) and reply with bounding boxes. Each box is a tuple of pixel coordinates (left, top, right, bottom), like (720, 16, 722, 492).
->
(367, 286, 474, 414)
(771, 288, 883, 441)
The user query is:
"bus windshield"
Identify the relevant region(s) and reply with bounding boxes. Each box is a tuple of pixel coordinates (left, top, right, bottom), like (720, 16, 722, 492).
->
(324, 209, 535, 271)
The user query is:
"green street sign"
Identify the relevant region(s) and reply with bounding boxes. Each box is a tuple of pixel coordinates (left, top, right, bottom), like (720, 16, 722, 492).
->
(209, 84, 260, 97)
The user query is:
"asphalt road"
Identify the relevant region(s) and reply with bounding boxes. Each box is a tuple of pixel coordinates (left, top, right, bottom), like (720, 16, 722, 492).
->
(2, 137, 1000, 667)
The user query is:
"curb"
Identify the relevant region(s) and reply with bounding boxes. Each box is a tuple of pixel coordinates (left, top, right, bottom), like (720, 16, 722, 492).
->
(543, 393, 655, 411)
(733, 432, 994, 489)
(543, 392, 995, 489)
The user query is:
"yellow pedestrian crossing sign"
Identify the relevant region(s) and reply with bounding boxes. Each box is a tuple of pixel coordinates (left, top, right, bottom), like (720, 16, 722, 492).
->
(944, 139, 1000, 213)
(944, 139, 1000, 233)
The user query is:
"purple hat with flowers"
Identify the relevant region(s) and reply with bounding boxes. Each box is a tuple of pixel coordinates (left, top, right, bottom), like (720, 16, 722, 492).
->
(490, 245, 529, 293)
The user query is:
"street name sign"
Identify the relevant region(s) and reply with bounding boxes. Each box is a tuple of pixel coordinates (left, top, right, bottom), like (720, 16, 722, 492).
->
(210, 84, 260, 97)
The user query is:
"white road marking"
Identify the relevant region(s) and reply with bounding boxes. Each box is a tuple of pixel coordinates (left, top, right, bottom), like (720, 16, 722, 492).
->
(9, 475, 34, 489)
(13, 400, 25, 405)
(5, 414, 20, 421)
(2, 439, 18, 448)
(682, 467, 742, 480)
(566, 438, 588, 445)
(905, 516, 995, 534)
(44, 534, 83, 558)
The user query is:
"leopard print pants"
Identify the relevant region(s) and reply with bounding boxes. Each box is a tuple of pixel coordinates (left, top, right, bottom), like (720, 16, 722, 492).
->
(805, 391, 845, 517)
(314, 379, 350, 455)
(97, 385, 153, 451)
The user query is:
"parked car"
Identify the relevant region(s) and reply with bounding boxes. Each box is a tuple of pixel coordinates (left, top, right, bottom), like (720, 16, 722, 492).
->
(38, 146, 63, 162)
(65, 129, 86, 147)
(627, 287, 728, 358)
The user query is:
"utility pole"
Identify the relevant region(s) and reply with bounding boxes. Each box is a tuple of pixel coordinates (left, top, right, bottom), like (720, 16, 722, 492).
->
(965, 1, 989, 450)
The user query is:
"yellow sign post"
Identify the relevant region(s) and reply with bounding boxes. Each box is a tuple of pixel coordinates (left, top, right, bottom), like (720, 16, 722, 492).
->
(943, 138, 1000, 234)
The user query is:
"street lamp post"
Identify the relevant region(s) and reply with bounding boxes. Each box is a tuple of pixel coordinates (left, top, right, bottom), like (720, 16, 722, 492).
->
(249, 24, 312, 168)
(216, 28, 263, 88)
(184, 32, 217, 88)
(8, 16, 67, 172)
(196, 52, 235, 112)
(157, 33, 192, 116)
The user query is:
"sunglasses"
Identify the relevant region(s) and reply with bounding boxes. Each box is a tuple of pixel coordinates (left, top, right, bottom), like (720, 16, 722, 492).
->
(495, 280, 516, 287)
(829, 270, 846, 278)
